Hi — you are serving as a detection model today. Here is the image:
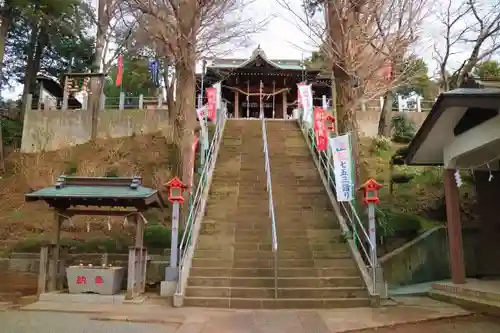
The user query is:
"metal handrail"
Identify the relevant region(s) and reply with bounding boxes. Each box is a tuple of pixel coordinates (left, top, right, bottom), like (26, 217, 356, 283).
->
(297, 110, 379, 296)
(176, 102, 227, 295)
(260, 114, 278, 299)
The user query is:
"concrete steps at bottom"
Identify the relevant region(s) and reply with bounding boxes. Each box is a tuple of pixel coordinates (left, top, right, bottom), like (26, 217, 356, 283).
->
(187, 276, 363, 288)
(189, 266, 359, 278)
(186, 286, 367, 298)
(183, 296, 370, 309)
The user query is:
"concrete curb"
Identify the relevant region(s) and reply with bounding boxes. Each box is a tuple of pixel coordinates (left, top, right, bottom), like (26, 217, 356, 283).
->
(18, 307, 106, 315)
(338, 313, 474, 332)
(90, 315, 182, 326)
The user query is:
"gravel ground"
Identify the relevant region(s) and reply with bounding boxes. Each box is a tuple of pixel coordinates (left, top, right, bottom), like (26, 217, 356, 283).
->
(357, 315, 500, 333)
(0, 311, 178, 333)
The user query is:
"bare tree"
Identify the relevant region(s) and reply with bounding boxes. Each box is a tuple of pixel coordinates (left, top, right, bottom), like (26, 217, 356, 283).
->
(122, 0, 265, 182)
(433, 0, 500, 90)
(374, 0, 428, 136)
(278, 0, 427, 188)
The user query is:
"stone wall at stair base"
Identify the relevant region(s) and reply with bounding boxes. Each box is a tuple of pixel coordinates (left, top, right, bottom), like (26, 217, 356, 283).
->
(20, 108, 172, 153)
(20, 110, 428, 153)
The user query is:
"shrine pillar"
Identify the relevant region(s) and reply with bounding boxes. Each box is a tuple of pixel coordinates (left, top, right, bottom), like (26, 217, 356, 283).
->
(282, 91, 287, 119)
(234, 91, 239, 118)
(443, 169, 466, 284)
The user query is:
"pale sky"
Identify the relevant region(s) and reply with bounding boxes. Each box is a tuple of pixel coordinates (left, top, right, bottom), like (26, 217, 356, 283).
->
(0, 0, 476, 99)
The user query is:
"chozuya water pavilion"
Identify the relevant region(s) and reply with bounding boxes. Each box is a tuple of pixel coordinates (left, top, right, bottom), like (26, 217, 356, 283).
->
(197, 46, 331, 119)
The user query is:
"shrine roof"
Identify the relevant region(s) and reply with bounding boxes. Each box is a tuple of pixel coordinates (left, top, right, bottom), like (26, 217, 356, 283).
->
(25, 176, 165, 209)
(208, 46, 304, 71)
(405, 86, 500, 166)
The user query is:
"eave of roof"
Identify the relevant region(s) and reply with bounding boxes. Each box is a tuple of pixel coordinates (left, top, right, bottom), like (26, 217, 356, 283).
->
(405, 88, 500, 166)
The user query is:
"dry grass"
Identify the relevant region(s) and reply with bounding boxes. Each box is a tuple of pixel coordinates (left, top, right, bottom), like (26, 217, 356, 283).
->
(0, 132, 178, 252)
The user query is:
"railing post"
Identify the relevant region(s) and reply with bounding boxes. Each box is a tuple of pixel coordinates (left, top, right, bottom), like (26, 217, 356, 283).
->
(139, 94, 144, 109)
(119, 92, 125, 110)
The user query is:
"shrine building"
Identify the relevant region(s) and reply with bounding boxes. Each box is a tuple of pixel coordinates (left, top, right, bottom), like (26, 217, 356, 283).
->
(197, 46, 330, 118)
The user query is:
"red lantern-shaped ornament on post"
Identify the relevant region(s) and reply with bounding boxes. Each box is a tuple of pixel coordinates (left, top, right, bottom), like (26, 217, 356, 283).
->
(163, 176, 188, 283)
(164, 176, 187, 204)
(359, 178, 382, 206)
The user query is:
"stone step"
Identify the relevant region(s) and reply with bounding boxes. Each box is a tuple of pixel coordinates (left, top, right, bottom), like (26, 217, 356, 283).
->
(190, 266, 359, 278)
(183, 296, 370, 309)
(196, 235, 344, 247)
(185, 286, 366, 299)
(187, 276, 363, 288)
(191, 257, 356, 269)
(193, 249, 350, 260)
(196, 240, 348, 252)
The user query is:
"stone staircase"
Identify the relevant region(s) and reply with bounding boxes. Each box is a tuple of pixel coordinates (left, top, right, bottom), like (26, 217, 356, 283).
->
(183, 119, 370, 308)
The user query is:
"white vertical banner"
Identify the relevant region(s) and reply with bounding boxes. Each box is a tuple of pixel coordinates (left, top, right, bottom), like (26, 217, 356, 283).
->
(213, 82, 222, 110)
(298, 84, 313, 125)
(196, 106, 209, 150)
(330, 134, 354, 201)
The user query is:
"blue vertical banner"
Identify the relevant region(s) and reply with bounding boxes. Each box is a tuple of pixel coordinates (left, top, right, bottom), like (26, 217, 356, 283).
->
(149, 59, 161, 87)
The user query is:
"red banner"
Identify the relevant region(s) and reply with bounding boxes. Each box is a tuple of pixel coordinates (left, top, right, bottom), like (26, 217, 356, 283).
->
(206, 87, 217, 121)
(314, 107, 328, 151)
(116, 55, 123, 87)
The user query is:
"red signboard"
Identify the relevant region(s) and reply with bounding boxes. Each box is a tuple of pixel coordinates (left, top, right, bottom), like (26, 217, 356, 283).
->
(206, 88, 217, 121)
(76, 276, 87, 285)
(314, 107, 328, 151)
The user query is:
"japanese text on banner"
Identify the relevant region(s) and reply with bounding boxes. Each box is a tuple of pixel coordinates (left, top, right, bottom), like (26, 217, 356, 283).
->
(297, 84, 313, 124)
(313, 107, 328, 151)
(206, 87, 217, 121)
(330, 134, 354, 201)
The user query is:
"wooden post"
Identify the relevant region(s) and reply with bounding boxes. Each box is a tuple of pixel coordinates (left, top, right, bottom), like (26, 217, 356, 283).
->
(379, 97, 384, 112)
(157, 95, 162, 109)
(246, 80, 250, 118)
(37, 82, 44, 111)
(37, 246, 49, 294)
(272, 80, 275, 118)
(62, 77, 70, 110)
(100, 93, 106, 110)
(282, 91, 287, 119)
(119, 92, 125, 110)
(139, 94, 144, 109)
(234, 91, 239, 118)
(48, 212, 62, 291)
(416, 96, 422, 112)
(443, 169, 466, 284)
(0, 120, 4, 173)
(126, 247, 136, 300)
(397, 95, 403, 112)
(82, 94, 88, 110)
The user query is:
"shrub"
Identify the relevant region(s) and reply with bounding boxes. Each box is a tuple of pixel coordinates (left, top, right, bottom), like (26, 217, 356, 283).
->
(371, 136, 392, 153)
(1, 118, 23, 147)
(391, 115, 416, 143)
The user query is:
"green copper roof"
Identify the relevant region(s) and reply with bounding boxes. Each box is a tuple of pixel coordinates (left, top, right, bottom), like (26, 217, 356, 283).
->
(209, 46, 304, 71)
(25, 176, 160, 201)
(26, 185, 156, 199)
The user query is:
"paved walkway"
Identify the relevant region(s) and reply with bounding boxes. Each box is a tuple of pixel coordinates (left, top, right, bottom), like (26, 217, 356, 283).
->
(10, 296, 476, 332)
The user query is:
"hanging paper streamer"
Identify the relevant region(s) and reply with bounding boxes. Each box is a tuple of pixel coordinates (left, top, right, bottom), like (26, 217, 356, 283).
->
(149, 59, 161, 87)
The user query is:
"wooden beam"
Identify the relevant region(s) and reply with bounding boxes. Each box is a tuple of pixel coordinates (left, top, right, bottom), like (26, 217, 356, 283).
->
(61, 209, 139, 217)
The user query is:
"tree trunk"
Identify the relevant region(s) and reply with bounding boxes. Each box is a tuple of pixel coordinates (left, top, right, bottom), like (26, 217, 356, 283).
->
(0, 1, 13, 91)
(20, 20, 40, 118)
(336, 74, 362, 201)
(174, 61, 197, 185)
(89, 0, 106, 140)
(377, 90, 395, 137)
